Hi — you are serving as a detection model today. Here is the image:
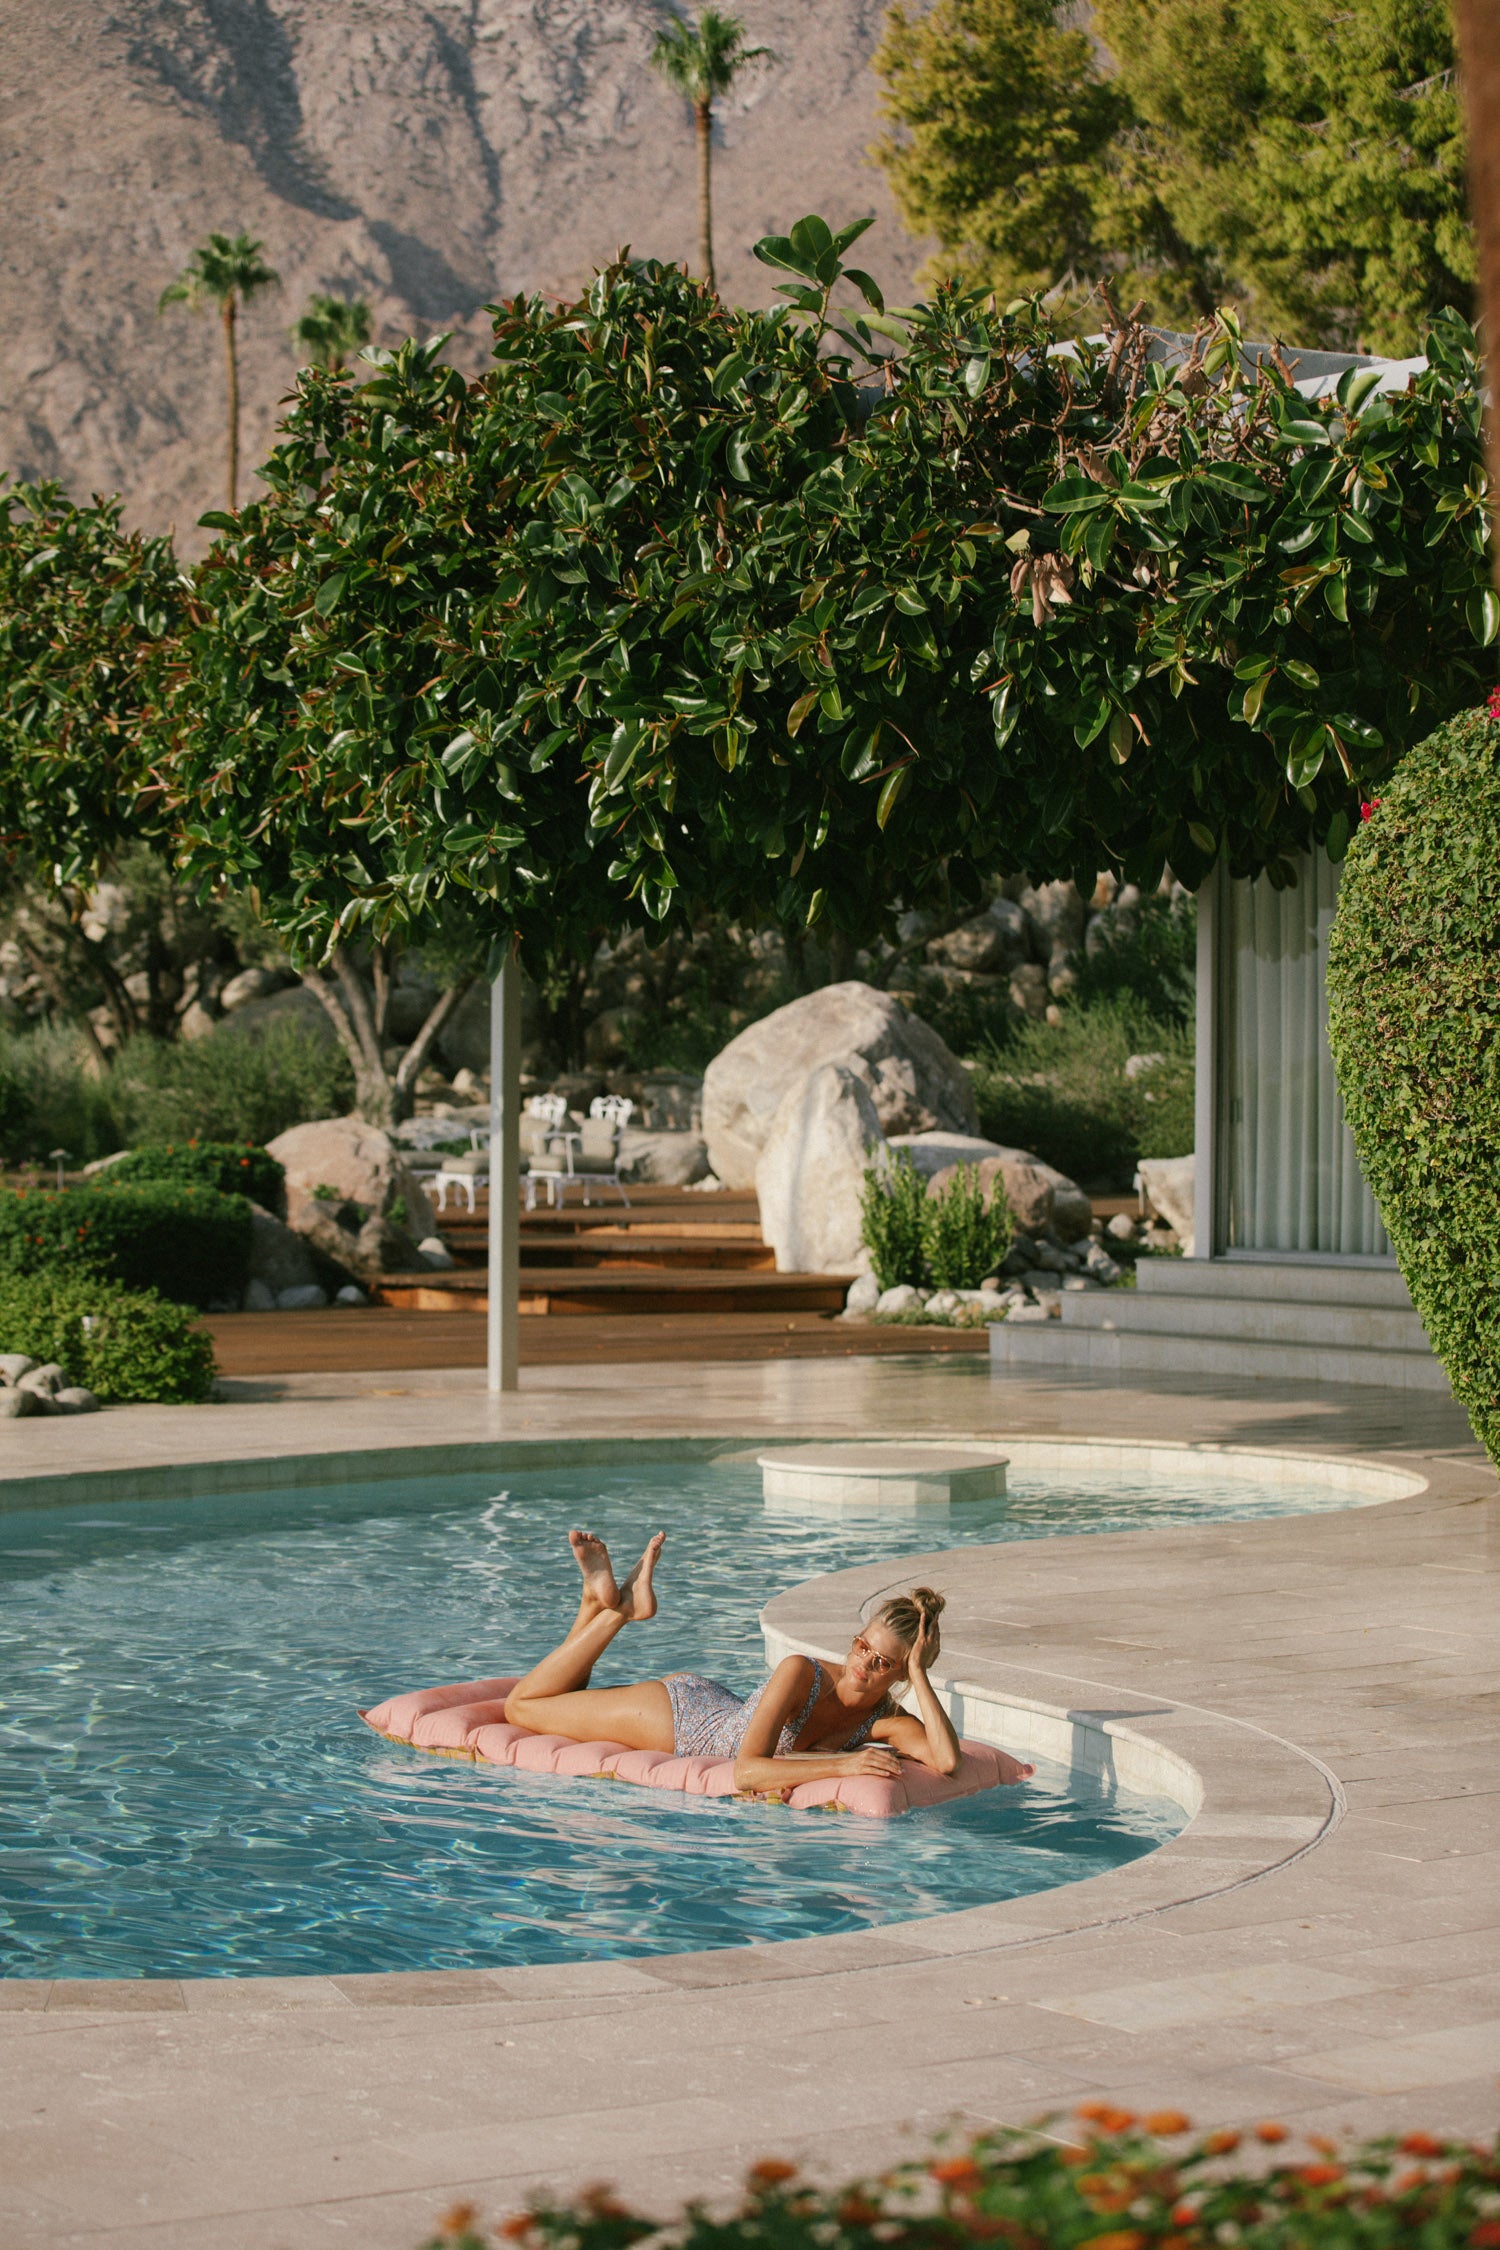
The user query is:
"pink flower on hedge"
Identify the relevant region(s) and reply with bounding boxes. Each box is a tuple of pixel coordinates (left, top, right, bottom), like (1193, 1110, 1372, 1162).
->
(1360, 798, 1381, 821)
(1488, 686, 1500, 720)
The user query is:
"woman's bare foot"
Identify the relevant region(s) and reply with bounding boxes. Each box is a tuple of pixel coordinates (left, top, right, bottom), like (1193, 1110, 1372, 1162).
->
(618, 1531, 666, 1621)
(569, 1529, 620, 1616)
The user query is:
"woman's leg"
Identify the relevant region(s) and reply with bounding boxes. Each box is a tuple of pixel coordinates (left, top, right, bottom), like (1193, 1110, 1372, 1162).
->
(504, 1530, 674, 1751)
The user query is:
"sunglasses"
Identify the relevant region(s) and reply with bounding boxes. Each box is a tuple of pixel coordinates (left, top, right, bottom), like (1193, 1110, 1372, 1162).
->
(851, 1634, 904, 1676)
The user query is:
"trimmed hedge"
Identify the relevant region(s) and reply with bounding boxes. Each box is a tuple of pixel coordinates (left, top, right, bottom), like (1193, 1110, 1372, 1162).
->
(0, 1181, 252, 1310)
(1328, 700, 1500, 1469)
(424, 2112, 1500, 2250)
(107, 1138, 285, 1216)
(0, 1272, 217, 1403)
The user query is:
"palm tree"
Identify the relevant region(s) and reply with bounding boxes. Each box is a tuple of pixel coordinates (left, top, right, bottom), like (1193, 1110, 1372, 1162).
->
(649, 10, 774, 291)
(159, 232, 280, 511)
(293, 293, 373, 373)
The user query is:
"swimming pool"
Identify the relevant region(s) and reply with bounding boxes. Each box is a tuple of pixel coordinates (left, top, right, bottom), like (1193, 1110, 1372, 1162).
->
(0, 1449, 1366, 1979)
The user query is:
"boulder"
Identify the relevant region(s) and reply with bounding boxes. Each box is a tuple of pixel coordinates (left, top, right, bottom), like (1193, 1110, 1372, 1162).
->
(927, 899, 1029, 975)
(0, 1386, 39, 1418)
(242, 1279, 276, 1311)
(1138, 1154, 1196, 1254)
(875, 1283, 924, 1314)
(617, 1129, 711, 1187)
(54, 1387, 101, 1414)
(246, 1203, 325, 1297)
(1019, 879, 1086, 991)
(276, 1284, 328, 1310)
(0, 1352, 36, 1383)
(18, 1363, 65, 1399)
(179, 1000, 219, 1042)
(334, 1284, 368, 1306)
(269, 1117, 438, 1241)
(1008, 962, 1048, 1017)
(844, 1272, 880, 1317)
(754, 1063, 883, 1275)
(219, 966, 288, 1013)
(889, 1131, 1006, 1178)
(703, 982, 976, 1189)
(417, 1236, 456, 1269)
(918, 1146, 1093, 1242)
(214, 983, 338, 1047)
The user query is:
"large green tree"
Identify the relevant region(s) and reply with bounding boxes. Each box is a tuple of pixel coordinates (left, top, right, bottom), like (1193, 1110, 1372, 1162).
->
(872, 0, 1474, 354)
(157, 222, 1491, 986)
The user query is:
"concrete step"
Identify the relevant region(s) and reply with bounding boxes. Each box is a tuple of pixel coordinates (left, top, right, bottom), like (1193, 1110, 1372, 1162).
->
(1060, 1290, 1432, 1354)
(1137, 1257, 1412, 1309)
(989, 1319, 1451, 1392)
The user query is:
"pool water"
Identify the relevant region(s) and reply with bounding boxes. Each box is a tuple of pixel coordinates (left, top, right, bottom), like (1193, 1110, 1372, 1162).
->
(0, 1454, 1359, 1979)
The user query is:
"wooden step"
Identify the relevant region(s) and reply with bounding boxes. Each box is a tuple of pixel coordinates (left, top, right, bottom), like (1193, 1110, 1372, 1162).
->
(516, 1234, 775, 1273)
(372, 1266, 849, 1317)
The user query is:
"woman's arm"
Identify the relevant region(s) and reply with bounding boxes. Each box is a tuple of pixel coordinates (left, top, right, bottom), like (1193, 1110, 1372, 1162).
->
(874, 1621, 962, 1775)
(731, 1655, 901, 1794)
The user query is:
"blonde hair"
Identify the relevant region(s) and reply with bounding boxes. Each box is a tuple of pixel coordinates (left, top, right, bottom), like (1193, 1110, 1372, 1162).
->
(869, 1585, 945, 1663)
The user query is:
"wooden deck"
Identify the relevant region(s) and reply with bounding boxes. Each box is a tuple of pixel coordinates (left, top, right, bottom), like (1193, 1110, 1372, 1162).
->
(206, 1307, 990, 1375)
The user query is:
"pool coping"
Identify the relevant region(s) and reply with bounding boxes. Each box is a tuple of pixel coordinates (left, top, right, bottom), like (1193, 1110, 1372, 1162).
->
(0, 1425, 1457, 2013)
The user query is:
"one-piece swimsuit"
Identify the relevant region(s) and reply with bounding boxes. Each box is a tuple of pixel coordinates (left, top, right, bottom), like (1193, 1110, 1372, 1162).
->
(663, 1659, 890, 1760)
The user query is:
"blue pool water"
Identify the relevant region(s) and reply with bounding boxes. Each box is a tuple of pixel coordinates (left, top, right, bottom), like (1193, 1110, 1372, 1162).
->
(0, 1453, 1360, 1978)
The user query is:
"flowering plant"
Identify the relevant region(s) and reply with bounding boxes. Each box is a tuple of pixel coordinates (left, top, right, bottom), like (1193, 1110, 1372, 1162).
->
(418, 2111, 1500, 2250)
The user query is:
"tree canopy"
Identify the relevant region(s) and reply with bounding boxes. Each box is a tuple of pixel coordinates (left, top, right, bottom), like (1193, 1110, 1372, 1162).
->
(872, 0, 1473, 356)
(155, 220, 1492, 974)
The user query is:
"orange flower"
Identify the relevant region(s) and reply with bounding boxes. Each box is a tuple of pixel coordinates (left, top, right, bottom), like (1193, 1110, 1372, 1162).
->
(439, 2207, 478, 2239)
(1401, 2133, 1445, 2158)
(1296, 2163, 1344, 2189)
(1470, 2223, 1500, 2248)
(1255, 2123, 1288, 2144)
(579, 2188, 627, 2219)
(1393, 2169, 1429, 2195)
(1307, 2136, 1340, 2157)
(1077, 2231, 1146, 2250)
(1170, 2205, 1197, 2227)
(1076, 2102, 1137, 2131)
(838, 2196, 882, 2226)
(747, 2160, 798, 2188)
(1202, 2131, 1241, 2156)
(496, 2219, 533, 2242)
(1146, 2112, 1192, 2137)
(931, 2156, 985, 2189)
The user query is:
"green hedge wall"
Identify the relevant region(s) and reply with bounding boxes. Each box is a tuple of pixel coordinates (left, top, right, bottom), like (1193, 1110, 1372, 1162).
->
(0, 1271, 217, 1402)
(107, 1139, 285, 1215)
(0, 1182, 252, 1310)
(1327, 699, 1500, 1467)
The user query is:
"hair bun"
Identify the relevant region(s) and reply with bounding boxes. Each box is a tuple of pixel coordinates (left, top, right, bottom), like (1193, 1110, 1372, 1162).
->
(910, 1586, 946, 1620)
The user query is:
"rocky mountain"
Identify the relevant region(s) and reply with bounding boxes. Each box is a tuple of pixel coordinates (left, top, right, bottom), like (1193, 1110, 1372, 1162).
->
(1, 0, 926, 544)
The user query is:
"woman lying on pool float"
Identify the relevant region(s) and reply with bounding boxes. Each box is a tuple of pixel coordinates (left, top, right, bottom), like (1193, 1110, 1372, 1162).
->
(503, 1530, 1025, 1795)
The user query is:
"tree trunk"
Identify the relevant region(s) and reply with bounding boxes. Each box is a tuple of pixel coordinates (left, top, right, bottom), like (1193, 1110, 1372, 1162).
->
(695, 99, 715, 291)
(301, 953, 475, 1129)
(1454, 0, 1500, 586)
(223, 293, 239, 511)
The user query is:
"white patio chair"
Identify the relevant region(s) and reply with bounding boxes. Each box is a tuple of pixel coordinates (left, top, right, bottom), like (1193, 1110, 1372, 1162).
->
(432, 1126, 490, 1214)
(521, 1093, 578, 1211)
(552, 1096, 634, 1209)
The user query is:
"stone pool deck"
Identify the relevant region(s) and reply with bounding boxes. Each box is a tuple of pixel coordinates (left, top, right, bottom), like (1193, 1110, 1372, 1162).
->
(1, 1353, 1498, 2249)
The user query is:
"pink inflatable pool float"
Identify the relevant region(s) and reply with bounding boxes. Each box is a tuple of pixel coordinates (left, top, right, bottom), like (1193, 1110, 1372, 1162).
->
(361, 1674, 1030, 1819)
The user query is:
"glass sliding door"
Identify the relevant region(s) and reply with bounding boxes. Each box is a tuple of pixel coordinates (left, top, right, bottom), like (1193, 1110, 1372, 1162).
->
(1216, 856, 1389, 1257)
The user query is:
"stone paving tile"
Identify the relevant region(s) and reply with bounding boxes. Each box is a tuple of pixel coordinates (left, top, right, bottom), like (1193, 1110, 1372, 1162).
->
(1290, 2018, 1500, 2094)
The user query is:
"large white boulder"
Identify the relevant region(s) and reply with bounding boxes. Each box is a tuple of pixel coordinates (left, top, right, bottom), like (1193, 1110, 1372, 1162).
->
(896, 1133, 1093, 1240)
(1138, 1154, 1196, 1254)
(754, 1064, 883, 1275)
(268, 1116, 438, 1242)
(616, 1128, 711, 1186)
(704, 982, 976, 1189)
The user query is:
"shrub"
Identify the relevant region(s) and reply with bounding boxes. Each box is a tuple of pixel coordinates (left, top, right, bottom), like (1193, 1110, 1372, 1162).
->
(112, 1019, 353, 1146)
(106, 1139, 285, 1215)
(1071, 887, 1197, 1026)
(973, 1000, 1194, 1183)
(1328, 700, 1500, 1470)
(0, 1271, 217, 1402)
(421, 2112, 1500, 2250)
(924, 1163, 1011, 1288)
(0, 1024, 122, 1166)
(0, 1181, 251, 1309)
(859, 1150, 928, 1290)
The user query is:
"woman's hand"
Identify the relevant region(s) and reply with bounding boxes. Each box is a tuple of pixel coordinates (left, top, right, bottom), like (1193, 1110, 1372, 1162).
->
(908, 1614, 935, 1675)
(842, 1745, 902, 1778)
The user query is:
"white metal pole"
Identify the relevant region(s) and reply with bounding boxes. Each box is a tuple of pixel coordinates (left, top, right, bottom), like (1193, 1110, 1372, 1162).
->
(486, 947, 521, 1393)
